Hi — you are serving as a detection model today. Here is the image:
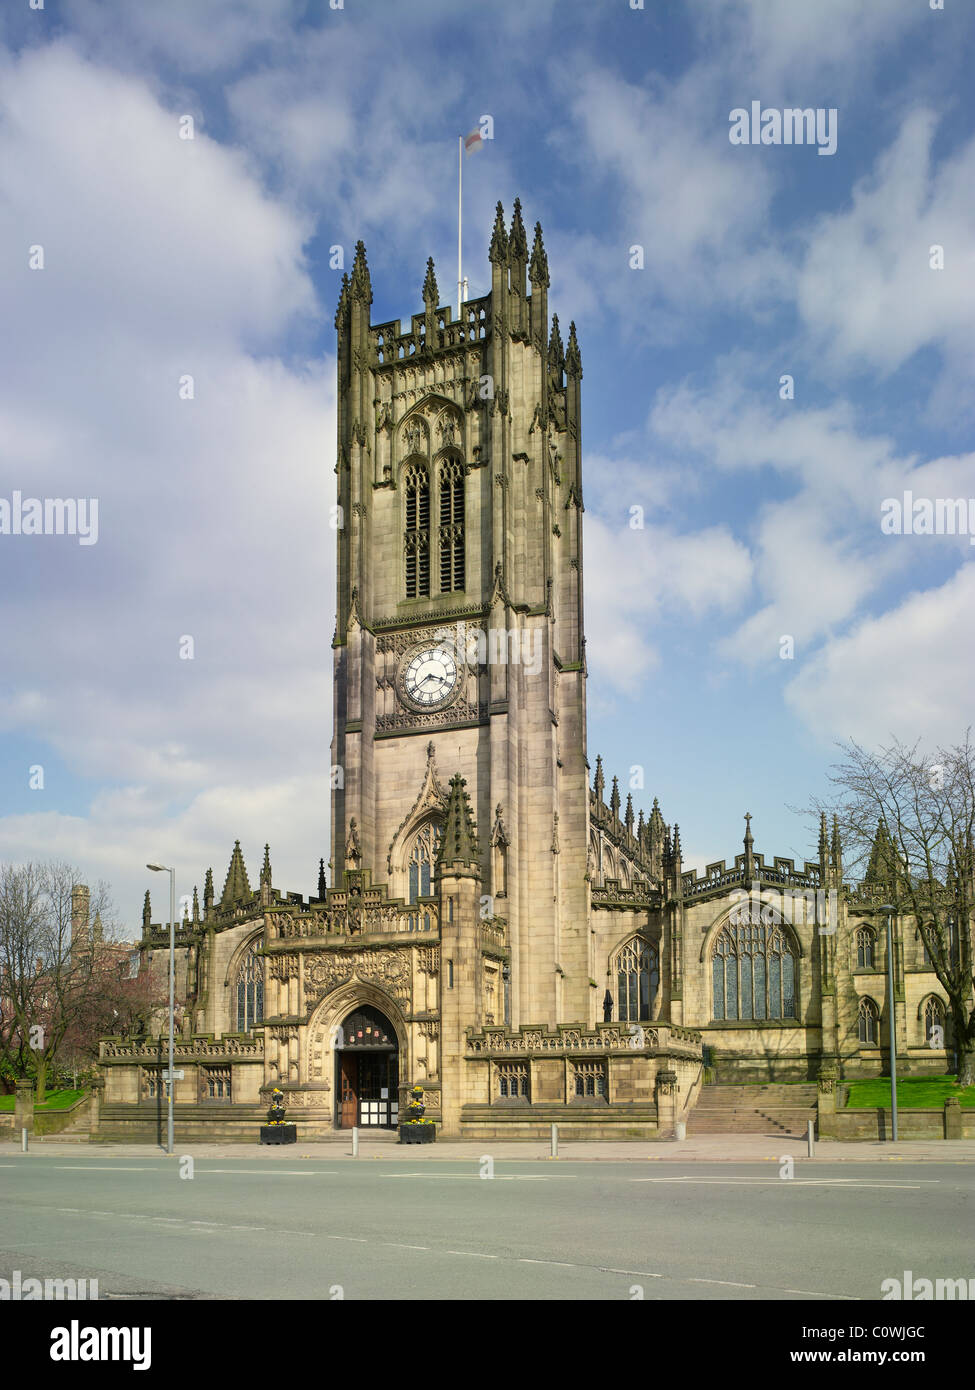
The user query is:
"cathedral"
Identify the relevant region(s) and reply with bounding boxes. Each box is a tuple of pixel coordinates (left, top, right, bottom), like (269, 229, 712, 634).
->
(97, 203, 950, 1140)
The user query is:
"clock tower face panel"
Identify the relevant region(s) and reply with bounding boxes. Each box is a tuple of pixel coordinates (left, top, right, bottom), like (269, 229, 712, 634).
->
(398, 642, 460, 713)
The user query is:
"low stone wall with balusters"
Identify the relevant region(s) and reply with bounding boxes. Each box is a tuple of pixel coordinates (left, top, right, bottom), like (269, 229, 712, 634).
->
(459, 1022, 703, 1138)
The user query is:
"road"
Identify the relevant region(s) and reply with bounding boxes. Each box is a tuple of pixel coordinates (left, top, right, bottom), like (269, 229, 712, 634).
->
(1, 1155, 971, 1300)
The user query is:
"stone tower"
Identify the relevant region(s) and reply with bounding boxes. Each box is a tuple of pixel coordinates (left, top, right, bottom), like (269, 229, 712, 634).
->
(330, 199, 590, 1033)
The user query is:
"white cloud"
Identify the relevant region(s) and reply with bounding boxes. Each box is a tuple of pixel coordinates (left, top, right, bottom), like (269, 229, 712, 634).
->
(786, 564, 975, 747)
(0, 42, 335, 920)
(585, 515, 753, 694)
(797, 109, 975, 378)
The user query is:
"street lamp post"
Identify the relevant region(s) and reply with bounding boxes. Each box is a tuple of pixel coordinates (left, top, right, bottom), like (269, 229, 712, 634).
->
(147, 863, 176, 1155)
(879, 903, 898, 1143)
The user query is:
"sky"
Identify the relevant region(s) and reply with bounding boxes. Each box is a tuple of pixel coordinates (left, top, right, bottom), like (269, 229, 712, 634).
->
(1, 0, 973, 930)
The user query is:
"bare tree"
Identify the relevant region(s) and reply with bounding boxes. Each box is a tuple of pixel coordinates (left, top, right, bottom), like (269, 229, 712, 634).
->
(817, 734, 975, 1085)
(0, 861, 118, 1100)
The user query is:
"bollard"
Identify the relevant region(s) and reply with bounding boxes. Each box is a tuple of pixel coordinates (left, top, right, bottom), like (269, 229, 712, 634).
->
(21, 1127, 28, 1153)
(675, 1121, 686, 1142)
(551, 1123, 558, 1159)
(807, 1119, 815, 1158)
(352, 1126, 359, 1158)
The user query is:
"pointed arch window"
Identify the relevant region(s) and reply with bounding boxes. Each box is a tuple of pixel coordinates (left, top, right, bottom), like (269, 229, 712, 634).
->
(235, 940, 264, 1033)
(405, 463, 430, 597)
(916, 927, 934, 968)
(613, 936, 659, 1022)
(923, 995, 946, 1046)
(407, 820, 441, 931)
(855, 926, 875, 969)
(857, 996, 879, 1045)
(712, 923, 797, 1021)
(438, 459, 465, 593)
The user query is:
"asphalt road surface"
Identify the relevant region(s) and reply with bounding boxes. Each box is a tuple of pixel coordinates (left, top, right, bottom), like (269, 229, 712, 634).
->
(1, 1155, 971, 1300)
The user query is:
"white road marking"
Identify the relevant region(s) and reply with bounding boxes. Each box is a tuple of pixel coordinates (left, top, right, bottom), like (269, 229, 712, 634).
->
(688, 1277, 756, 1288)
(384, 1243, 430, 1250)
(446, 1250, 498, 1258)
(598, 1267, 663, 1278)
(52, 1166, 157, 1171)
(631, 1177, 924, 1189)
(780, 1288, 858, 1299)
(520, 1258, 577, 1268)
(198, 1169, 325, 1176)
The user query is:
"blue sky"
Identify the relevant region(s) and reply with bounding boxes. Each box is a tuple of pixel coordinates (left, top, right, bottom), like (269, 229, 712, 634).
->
(1, 0, 973, 927)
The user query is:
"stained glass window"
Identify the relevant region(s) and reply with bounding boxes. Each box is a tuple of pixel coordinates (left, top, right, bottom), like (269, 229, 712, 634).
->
(857, 996, 878, 1044)
(711, 923, 797, 1021)
(614, 937, 659, 1022)
(235, 941, 264, 1033)
(855, 927, 875, 969)
(408, 821, 441, 931)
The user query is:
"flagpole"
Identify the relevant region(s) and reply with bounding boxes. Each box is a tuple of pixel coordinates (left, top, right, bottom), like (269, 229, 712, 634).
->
(457, 134, 463, 319)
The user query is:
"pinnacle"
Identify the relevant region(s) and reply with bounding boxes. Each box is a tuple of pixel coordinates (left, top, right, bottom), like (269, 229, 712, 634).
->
(548, 313, 564, 364)
(221, 840, 252, 908)
(350, 241, 372, 303)
(509, 198, 528, 260)
(437, 773, 480, 871)
(489, 201, 508, 263)
(423, 255, 438, 305)
(565, 320, 582, 378)
(334, 271, 350, 328)
(529, 221, 549, 286)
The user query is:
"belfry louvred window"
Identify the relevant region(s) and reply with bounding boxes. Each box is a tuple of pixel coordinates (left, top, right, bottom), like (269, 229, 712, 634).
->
(405, 463, 430, 597)
(438, 460, 465, 593)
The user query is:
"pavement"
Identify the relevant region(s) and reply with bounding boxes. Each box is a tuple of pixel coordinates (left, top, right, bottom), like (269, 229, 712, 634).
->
(2, 1133, 973, 1161)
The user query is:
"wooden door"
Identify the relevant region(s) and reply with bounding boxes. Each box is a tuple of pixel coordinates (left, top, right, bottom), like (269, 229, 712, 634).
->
(339, 1053, 357, 1129)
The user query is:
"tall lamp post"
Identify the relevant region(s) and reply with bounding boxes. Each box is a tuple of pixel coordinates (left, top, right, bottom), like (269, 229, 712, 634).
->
(147, 863, 175, 1155)
(879, 903, 898, 1143)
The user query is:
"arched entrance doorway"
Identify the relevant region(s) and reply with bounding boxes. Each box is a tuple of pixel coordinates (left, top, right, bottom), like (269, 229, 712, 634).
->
(335, 1005, 399, 1129)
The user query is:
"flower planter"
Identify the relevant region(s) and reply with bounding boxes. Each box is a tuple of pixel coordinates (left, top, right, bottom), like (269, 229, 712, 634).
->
(260, 1123, 297, 1145)
(398, 1124, 436, 1144)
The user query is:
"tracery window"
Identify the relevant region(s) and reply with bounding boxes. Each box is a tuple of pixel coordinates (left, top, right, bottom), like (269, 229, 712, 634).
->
(572, 1062, 607, 1099)
(855, 926, 875, 970)
(142, 1067, 162, 1100)
(200, 1067, 231, 1102)
(407, 821, 441, 931)
(923, 996, 945, 1045)
(712, 922, 797, 1021)
(916, 927, 934, 968)
(496, 1063, 529, 1100)
(857, 996, 879, 1045)
(614, 936, 659, 1022)
(404, 463, 430, 597)
(438, 459, 465, 593)
(235, 940, 264, 1033)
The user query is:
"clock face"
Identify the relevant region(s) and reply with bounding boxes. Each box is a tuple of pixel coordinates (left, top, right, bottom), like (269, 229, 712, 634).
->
(402, 645, 459, 710)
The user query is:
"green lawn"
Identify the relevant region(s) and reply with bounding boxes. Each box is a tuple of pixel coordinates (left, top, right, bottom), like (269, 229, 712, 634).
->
(844, 1077, 975, 1109)
(0, 1088, 85, 1112)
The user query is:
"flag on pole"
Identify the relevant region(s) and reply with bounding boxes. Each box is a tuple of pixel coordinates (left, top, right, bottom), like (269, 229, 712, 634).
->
(464, 127, 484, 156)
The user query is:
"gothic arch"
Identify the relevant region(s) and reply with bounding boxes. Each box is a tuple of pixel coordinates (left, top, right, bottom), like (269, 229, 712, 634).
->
(225, 929, 265, 1034)
(707, 914, 801, 1022)
(917, 992, 948, 1046)
(223, 927, 265, 990)
(608, 931, 660, 1023)
(304, 981, 410, 1087)
(386, 746, 448, 883)
(699, 903, 806, 963)
(852, 923, 877, 970)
